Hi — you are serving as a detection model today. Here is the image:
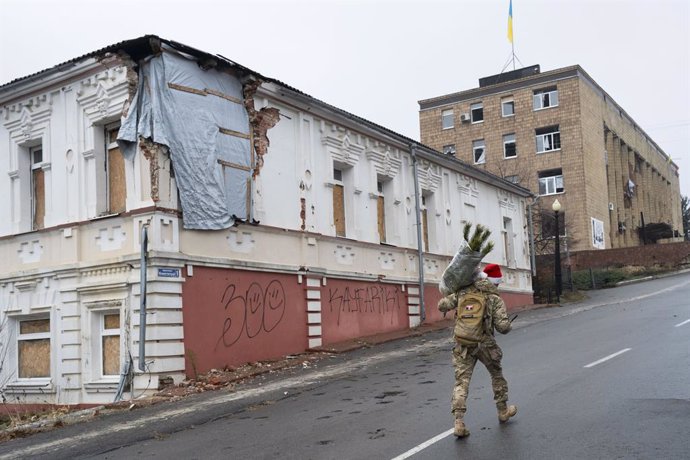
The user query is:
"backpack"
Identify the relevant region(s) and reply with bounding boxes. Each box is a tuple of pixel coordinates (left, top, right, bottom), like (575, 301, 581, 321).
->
(454, 291, 488, 345)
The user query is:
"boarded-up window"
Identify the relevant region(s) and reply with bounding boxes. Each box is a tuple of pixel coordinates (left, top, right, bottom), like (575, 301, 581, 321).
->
(107, 126, 126, 214)
(18, 318, 50, 378)
(333, 179, 346, 237)
(102, 313, 120, 376)
(31, 147, 44, 230)
(377, 196, 386, 243)
(333, 168, 345, 236)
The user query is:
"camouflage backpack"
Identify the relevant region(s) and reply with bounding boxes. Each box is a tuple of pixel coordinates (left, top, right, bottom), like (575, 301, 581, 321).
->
(454, 291, 488, 345)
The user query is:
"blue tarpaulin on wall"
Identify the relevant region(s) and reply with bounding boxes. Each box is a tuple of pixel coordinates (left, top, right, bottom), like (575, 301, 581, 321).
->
(118, 48, 251, 229)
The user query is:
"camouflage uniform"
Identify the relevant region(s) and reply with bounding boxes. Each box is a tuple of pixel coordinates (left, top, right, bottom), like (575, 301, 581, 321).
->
(439, 278, 512, 418)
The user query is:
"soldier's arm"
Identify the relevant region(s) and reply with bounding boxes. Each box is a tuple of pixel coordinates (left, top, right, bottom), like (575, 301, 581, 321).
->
(490, 295, 512, 334)
(438, 293, 458, 312)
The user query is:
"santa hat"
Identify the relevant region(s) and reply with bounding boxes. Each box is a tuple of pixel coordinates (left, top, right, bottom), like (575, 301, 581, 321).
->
(483, 264, 503, 285)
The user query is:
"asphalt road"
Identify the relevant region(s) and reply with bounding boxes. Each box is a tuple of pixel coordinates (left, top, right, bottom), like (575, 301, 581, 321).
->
(2, 273, 689, 459)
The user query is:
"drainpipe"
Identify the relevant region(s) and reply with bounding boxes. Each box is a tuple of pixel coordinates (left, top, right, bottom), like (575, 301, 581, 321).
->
(139, 225, 148, 372)
(527, 197, 539, 276)
(411, 145, 426, 323)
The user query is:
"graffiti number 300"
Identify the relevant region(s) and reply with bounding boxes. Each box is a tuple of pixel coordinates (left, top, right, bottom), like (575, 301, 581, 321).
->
(215, 280, 286, 349)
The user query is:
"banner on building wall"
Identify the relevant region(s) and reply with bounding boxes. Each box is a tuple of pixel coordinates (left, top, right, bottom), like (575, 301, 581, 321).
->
(591, 217, 605, 249)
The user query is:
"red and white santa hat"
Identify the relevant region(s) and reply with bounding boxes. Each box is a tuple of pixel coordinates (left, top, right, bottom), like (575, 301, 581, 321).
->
(482, 263, 503, 285)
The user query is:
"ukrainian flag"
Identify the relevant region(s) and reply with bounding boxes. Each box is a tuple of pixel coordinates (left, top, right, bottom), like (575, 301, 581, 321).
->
(508, 0, 514, 44)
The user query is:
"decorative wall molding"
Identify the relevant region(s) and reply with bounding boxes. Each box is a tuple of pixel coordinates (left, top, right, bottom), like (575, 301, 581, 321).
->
(14, 279, 38, 292)
(95, 226, 126, 252)
(457, 173, 479, 194)
(3, 93, 53, 123)
(81, 265, 131, 279)
(227, 229, 255, 254)
(417, 160, 442, 193)
(498, 189, 517, 211)
(378, 251, 396, 270)
(366, 143, 402, 178)
(17, 240, 43, 264)
(424, 258, 440, 275)
(76, 66, 128, 124)
(82, 298, 125, 310)
(334, 244, 355, 265)
(322, 128, 364, 168)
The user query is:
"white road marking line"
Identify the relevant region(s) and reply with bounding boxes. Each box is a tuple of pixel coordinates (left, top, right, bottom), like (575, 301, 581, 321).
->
(584, 348, 632, 368)
(391, 428, 455, 460)
(674, 318, 690, 327)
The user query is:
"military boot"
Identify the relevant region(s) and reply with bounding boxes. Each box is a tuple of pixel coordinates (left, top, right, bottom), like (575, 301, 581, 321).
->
(454, 418, 470, 437)
(497, 403, 517, 423)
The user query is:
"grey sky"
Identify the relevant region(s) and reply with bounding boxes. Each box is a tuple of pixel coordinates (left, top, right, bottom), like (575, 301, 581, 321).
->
(2, 0, 688, 194)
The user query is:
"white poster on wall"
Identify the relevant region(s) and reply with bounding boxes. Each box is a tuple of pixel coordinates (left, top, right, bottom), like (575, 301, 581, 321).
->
(591, 217, 605, 249)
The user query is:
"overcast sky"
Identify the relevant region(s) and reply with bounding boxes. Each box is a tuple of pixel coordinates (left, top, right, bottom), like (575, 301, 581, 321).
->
(2, 0, 688, 194)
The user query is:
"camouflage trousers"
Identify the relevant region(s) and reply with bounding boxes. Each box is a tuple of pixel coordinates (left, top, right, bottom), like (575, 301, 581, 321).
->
(451, 341, 509, 417)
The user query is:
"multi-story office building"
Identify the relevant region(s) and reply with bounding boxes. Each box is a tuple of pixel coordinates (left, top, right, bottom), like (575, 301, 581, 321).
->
(419, 65, 682, 252)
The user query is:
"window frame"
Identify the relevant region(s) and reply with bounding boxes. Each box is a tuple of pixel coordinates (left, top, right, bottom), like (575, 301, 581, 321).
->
(470, 102, 484, 124)
(538, 170, 564, 196)
(503, 133, 517, 159)
(535, 126, 561, 153)
(105, 123, 126, 215)
(100, 312, 121, 378)
(376, 179, 387, 244)
(443, 144, 456, 156)
(29, 145, 45, 230)
(17, 317, 51, 380)
(332, 167, 346, 237)
(533, 87, 559, 111)
(441, 109, 454, 130)
(501, 98, 515, 117)
(472, 139, 486, 165)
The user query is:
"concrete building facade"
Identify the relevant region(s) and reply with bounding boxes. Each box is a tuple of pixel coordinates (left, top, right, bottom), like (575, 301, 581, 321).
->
(0, 36, 532, 407)
(419, 65, 682, 252)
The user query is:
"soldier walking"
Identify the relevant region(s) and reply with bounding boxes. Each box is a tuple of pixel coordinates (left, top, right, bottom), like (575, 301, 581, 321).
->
(438, 263, 518, 437)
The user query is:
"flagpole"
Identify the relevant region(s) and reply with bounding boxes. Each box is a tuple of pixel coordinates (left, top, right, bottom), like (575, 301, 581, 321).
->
(508, 0, 515, 70)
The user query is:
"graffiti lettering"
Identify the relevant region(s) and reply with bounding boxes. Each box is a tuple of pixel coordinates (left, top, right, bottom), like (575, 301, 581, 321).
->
(215, 279, 286, 349)
(328, 285, 401, 325)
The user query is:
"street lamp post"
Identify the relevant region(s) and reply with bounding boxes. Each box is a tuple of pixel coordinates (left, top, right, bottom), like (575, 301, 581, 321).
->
(552, 199, 562, 303)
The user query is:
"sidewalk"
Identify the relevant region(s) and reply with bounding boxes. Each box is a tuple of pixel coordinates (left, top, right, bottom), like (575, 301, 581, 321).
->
(309, 319, 454, 354)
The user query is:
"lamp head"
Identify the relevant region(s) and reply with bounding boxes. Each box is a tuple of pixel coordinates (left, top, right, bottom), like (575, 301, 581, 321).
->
(552, 199, 562, 212)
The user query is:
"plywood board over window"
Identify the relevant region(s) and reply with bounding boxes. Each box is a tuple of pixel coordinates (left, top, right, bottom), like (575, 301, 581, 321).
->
(102, 313, 120, 376)
(333, 184, 346, 237)
(377, 195, 386, 243)
(18, 318, 50, 378)
(107, 126, 126, 214)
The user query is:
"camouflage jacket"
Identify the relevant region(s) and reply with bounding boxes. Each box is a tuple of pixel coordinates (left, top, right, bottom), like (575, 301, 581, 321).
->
(438, 279, 512, 339)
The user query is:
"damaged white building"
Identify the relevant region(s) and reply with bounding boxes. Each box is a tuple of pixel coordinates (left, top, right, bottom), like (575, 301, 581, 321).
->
(0, 36, 533, 407)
